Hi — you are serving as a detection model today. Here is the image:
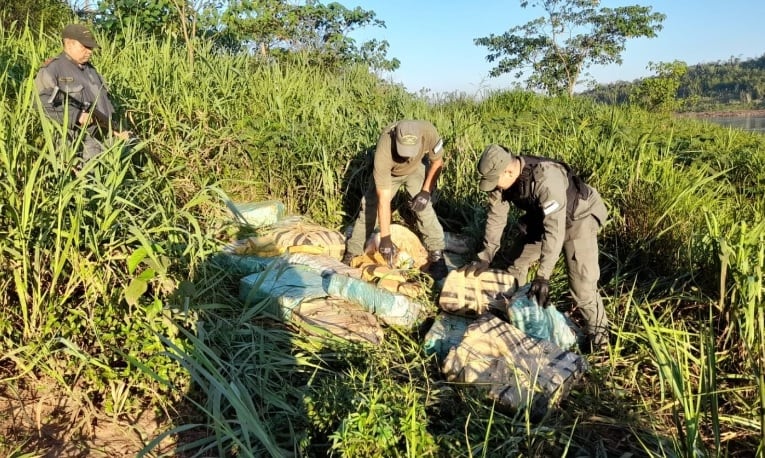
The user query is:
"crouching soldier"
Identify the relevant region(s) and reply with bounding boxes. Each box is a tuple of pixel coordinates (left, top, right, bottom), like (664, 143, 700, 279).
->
(343, 120, 448, 281)
(465, 144, 609, 353)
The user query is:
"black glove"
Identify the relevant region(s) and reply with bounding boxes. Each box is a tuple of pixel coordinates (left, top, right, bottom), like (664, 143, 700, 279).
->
(527, 277, 550, 307)
(378, 235, 396, 268)
(459, 260, 489, 277)
(409, 191, 431, 212)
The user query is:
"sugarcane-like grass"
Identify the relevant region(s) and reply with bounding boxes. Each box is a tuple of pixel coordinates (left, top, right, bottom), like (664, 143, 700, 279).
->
(1, 22, 764, 456)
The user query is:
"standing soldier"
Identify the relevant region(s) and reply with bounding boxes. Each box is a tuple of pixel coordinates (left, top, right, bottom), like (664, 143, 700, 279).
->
(465, 144, 610, 352)
(343, 120, 448, 281)
(34, 23, 130, 163)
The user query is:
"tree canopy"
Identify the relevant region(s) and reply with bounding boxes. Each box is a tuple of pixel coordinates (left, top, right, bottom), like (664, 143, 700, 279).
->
(474, 0, 665, 97)
(220, 0, 399, 70)
(629, 60, 687, 112)
(86, 0, 398, 71)
(94, 0, 183, 38)
(582, 54, 765, 112)
(1, 0, 73, 33)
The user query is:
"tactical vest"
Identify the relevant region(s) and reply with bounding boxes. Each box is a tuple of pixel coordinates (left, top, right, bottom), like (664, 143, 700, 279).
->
(504, 155, 591, 219)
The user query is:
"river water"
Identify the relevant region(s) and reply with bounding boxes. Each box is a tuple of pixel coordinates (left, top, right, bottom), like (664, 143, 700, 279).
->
(703, 115, 765, 133)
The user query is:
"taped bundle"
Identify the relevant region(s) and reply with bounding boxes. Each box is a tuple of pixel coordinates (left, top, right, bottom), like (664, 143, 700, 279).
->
(226, 200, 285, 228)
(441, 313, 585, 420)
(325, 273, 425, 328)
(422, 312, 472, 359)
(439, 268, 517, 316)
(293, 296, 384, 345)
(229, 216, 346, 259)
(363, 224, 428, 268)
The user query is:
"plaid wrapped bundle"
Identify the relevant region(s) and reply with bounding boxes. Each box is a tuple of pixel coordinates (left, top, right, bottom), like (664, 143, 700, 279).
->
(441, 313, 586, 419)
(292, 296, 384, 345)
(439, 269, 517, 316)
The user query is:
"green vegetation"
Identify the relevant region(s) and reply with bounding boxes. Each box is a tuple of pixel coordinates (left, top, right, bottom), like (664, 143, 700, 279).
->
(2, 16, 764, 458)
(85, 0, 399, 71)
(584, 54, 765, 112)
(0, 0, 72, 33)
(474, 0, 665, 97)
(629, 60, 688, 113)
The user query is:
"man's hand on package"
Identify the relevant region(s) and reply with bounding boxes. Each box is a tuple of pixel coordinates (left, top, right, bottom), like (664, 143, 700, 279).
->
(409, 191, 431, 212)
(379, 235, 396, 268)
(459, 260, 489, 277)
(528, 276, 550, 307)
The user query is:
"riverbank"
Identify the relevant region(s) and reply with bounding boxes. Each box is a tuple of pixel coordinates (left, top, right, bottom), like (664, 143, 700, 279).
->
(676, 109, 765, 118)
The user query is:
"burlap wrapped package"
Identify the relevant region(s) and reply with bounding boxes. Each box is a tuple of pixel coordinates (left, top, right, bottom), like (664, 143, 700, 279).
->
(292, 296, 384, 345)
(438, 268, 517, 316)
(228, 216, 346, 259)
(343, 224, 427, 299)
(357, 223, 429, 269)
(441, 313, 585, 420)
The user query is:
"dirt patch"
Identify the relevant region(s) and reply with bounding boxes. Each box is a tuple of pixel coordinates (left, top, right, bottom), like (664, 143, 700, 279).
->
(0, 376, 178, 457)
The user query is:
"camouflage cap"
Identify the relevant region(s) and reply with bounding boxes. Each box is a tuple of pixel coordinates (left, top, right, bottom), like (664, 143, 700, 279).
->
(478, 144, 514, 192)
(394, 120, 423, 158)
(62, 24, 99, 49)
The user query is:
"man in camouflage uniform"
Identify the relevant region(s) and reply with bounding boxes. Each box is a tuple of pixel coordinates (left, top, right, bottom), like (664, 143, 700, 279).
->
(343, 120, 448, 280)
(34, 23, 130, 163)
(466, 144, 609, 352)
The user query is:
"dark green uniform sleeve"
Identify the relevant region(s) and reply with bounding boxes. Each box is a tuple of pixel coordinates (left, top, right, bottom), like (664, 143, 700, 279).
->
(372, 124, 396, 190)
(477, 189, 510, 263)
(34, 63, 80, 130)
(533, 163, 569, 278)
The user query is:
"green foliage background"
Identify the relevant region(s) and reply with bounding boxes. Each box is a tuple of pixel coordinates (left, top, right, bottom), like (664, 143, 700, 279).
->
(584, 54, 765, 111)
(1, 17, 764, 457)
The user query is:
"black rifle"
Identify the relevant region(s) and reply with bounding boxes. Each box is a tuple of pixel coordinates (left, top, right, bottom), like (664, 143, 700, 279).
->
(47, 85, 123, 135)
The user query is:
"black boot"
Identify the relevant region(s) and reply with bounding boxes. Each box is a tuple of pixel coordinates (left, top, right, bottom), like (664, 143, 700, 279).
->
(341, 251, 355, 266)
(426, 250, 448, 281)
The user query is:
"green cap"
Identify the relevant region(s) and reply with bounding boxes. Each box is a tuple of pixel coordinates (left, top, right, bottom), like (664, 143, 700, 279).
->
(62, 24, 99, 49)
(478, 144, 514, 192)
(395, 120, 423, 158)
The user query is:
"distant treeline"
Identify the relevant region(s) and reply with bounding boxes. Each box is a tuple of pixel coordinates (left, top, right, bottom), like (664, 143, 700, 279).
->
(582, 54, 765, 112)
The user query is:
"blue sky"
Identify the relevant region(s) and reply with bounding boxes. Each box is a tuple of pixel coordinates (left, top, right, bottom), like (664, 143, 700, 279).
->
(350, 0, 765, 95)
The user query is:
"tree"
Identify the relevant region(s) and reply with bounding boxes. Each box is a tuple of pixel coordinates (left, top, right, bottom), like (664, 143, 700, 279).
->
(474, 0, 665, 97)
(630, 60, 687, 113)
(94, 0, 182, 38)
(1, 0, 73, 33)
(220, 0, 399, 71)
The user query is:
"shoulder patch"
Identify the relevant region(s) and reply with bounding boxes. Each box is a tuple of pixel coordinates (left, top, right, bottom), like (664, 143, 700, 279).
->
(433, 139, 443, 154)
(542, 200, 561, 215)
(41, 56, 57, 67)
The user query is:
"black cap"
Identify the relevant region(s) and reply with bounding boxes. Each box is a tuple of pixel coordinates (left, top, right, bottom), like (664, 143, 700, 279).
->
(62, 24, 99, 48)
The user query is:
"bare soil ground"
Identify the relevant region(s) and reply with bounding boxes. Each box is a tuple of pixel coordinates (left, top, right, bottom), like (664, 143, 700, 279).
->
(1, 376, 178, 458)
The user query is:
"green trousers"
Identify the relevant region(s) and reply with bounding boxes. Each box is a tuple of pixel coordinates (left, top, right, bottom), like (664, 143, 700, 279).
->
(506, 215, 608, 343)
(346, 163, 445, 256)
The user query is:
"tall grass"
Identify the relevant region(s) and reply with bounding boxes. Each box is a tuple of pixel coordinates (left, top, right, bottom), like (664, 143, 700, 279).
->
(707, 215, 765, 455)
(2, 21, 765, 457)
(0, 23, 223, 414)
